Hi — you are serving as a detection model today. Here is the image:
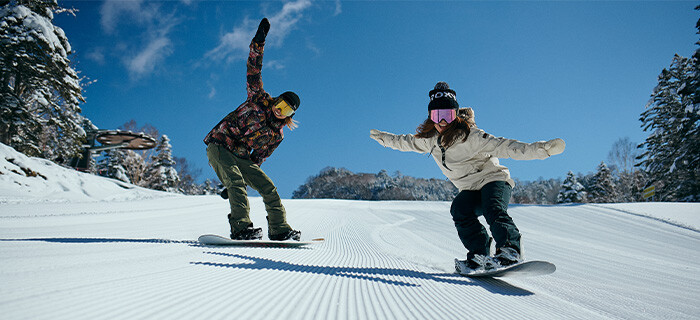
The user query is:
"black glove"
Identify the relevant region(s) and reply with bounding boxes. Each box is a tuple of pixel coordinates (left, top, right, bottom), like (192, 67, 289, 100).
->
(253, 18, 270, 43)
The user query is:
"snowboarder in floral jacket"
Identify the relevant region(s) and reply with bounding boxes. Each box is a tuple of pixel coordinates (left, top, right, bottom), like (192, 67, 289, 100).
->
(370, 82, 566, 272)
(204, 18, 301, 241)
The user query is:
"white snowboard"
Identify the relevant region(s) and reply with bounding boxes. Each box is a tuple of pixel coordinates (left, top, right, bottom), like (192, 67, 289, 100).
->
(455, 259, 556, 278)
(198, 234, 324, 247)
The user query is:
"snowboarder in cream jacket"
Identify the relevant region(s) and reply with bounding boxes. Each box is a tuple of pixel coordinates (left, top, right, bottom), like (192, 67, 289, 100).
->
(369, 82, 565, 272)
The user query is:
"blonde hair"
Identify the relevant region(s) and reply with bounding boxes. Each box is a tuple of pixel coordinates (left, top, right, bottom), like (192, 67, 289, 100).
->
(284, 117, 298, 130)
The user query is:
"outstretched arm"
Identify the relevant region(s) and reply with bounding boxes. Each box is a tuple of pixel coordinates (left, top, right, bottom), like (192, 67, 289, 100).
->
(470, 129, 565, 160)
(246, 18, 270, 99)
(370, 129, 432, 154)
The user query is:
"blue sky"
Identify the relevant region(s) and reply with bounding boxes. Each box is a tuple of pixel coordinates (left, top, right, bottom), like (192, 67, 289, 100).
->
(54, 1, 697, 198)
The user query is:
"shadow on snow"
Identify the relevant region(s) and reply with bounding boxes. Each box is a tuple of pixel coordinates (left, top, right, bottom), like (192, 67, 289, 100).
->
(0, 237, 315, 250)
(0, 237, 199, 244)
(0, 237, 534, 295)
(192, 251, 533, 296)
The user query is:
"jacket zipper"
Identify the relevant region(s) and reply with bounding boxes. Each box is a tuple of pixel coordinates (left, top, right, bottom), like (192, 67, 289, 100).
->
(437, 136, 452, 171)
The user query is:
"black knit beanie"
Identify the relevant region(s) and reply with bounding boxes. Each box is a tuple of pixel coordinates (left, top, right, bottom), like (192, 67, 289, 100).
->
(280, 91, 300, 110)
(428, 82, 459, 111)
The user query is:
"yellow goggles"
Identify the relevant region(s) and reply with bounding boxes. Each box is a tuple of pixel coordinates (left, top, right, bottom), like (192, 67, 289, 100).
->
(273, 99, 295, 117)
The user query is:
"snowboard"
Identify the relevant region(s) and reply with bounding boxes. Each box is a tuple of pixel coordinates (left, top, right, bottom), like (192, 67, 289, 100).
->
(198, 234, 324, 248)
(455, 259, 556, 278)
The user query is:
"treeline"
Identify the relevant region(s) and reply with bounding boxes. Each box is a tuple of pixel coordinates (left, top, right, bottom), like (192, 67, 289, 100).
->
(292, 161, 648, 204)
(514, 162, 647, 204)
(292, 167, 459, 201)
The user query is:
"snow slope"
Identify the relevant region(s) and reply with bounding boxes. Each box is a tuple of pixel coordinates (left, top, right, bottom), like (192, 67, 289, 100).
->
(0, 143, 168, 203)
(1, 144, 699, 319)
(2, 197, 699, 319)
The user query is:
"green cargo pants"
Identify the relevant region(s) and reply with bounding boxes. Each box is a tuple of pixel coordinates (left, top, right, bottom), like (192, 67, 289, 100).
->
(206, 143, 292, 236)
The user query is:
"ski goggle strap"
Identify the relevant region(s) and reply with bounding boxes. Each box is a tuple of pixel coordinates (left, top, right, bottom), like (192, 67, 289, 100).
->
(273, 99, 295, 117)
(430, 109, 457, 123)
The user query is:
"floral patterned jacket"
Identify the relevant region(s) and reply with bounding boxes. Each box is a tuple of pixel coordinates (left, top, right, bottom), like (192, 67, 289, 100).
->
(204, 41, 285, 165)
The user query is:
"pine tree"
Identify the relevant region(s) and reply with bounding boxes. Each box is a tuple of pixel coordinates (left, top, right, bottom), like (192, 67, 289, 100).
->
(557, 171, 586, 203)
(637, 8, 700, 201)
(145, 135, 179, 192)
(512, 178, 562, 204)
(630, 170, 648, 202)
(587, 161, 617, 203)
(99, 149, 129, 183)
(38, 91, 87, 162)
(201, 179, 219, 195)
(638, 53, 700, 201)
(0, 0, 85, 160)
(511, 179, 534, 204)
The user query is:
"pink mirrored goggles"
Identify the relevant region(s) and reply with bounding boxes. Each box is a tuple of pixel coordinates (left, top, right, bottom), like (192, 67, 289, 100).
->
(430, 109, 457, 123)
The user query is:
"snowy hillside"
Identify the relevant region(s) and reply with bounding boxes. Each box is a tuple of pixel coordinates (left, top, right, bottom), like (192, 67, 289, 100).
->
(0, 143, 170, 203)
(1, 144, 699, 319)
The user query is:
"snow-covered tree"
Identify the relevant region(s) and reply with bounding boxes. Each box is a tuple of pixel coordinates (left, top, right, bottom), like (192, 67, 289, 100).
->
(511, 179, 536, 203)
(96, 148, 145, 185)
(38, 98, 90, 163)
(111, 150, 142, 186)
(608, 168, 648, 203)
(587, 162, 617, 203)
(174, 156, 204, 195)
(638, 53, 699, 201)
(637, 8, 700, 201)
(557, 171, 586, 203)
(511, 178, 561, 204)
(201, 179, 220, 195)
(0, 0, 85, 160)
(605, 137, 649, 202)
(628, 170, 648, 202)
(98, 149, 129, 183)
(145, 135, 179, 192)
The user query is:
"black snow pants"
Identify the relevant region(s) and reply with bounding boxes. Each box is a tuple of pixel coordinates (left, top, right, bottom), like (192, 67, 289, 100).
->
(450, 181, 521, 259)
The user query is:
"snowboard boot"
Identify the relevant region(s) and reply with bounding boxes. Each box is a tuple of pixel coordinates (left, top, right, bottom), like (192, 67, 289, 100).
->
(494, 246, 522, 267)
(269, 229, 301, 241)
(231, 224, 263, 240)
(455, 254, 498, 274)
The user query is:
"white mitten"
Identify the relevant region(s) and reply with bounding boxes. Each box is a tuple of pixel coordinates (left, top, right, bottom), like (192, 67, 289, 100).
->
(544, 138, 565, 156)
(369, 129, 384, 143)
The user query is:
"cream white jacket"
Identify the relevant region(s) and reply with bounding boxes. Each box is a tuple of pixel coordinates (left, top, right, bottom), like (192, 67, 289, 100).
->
(371, 128, 553, 191)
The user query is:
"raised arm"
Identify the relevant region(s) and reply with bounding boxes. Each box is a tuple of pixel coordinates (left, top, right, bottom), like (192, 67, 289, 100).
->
(246, 18, 270, 99)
